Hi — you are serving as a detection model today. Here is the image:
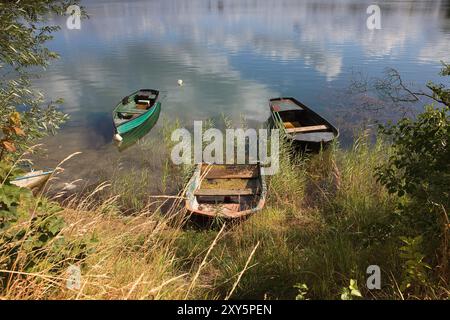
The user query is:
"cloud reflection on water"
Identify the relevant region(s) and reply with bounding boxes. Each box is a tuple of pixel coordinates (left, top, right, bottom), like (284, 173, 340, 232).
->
(34, 0, 450, 186)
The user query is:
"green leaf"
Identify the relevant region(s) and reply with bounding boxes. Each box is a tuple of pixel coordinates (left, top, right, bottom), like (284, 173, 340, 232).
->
(340, 288, 351, 300)
(351, 289, 362, 297)
(0, 184, 24, 207)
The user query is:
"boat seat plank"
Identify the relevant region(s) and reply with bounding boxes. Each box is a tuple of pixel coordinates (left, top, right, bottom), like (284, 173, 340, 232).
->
(194, 188, 256, 196)
(286, 124, 328, 133)
(205, 173, 258, 179)
(118, 109, 146, 115)
(201, 165, 259, 179)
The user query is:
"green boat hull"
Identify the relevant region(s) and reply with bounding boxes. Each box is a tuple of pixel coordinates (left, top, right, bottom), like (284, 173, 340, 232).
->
(113, 89, 161, 135)
(115, 102, 161, 135)
(116, 103, 161, 152)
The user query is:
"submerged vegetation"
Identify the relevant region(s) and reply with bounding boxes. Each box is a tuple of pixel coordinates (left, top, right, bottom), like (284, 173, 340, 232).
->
(0, 0, 449, 300)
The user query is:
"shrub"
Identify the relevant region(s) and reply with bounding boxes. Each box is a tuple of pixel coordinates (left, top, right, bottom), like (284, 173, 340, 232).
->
(375, 105, 449, 295)
(0, 162, 88, 292)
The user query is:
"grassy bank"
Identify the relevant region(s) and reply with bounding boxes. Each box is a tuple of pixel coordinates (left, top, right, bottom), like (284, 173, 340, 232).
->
(1, 127, 448, 300)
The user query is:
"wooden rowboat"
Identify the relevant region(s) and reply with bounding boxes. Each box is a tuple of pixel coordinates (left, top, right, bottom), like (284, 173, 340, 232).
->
(185, 163, 267, 219)
(11, 169, 53, 192)
(113, 89, 161, 136)
(115, 100, 161, 152)
(269, 97, 338, 150)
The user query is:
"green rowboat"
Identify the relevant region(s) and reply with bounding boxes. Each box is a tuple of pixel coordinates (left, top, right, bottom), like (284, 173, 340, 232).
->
(115, 101, 161, 152)
(113, 89, 161, 136)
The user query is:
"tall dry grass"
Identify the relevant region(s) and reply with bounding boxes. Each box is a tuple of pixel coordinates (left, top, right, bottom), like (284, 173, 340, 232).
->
(1, 126, 448, 300)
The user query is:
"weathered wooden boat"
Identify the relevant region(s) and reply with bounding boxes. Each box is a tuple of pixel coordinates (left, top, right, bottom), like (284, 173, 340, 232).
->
(269, 97, 338, 150)
(11, 169, 53, 191)
(113, 89, 161, 137)
(185, 163, 267, 219)
(115, 100, 161, 152)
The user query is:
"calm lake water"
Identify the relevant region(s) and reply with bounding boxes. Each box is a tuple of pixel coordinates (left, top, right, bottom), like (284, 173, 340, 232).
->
(34, 0, 450, 190)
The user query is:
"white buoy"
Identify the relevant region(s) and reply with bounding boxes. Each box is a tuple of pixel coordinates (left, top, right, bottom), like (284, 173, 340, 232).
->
(113, 133, 123, 142)
(177, 79, 184, 86)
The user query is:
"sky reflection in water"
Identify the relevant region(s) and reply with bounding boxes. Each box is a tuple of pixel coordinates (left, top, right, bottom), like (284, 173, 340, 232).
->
(33, 0, 450, 185)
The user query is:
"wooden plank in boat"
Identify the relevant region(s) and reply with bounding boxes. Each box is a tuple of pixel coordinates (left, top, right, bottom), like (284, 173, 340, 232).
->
(202, 165, 259, 179)
(194, 188, 256, 196)
(286, 124, 328, 134)
(118, 109, 146, 115)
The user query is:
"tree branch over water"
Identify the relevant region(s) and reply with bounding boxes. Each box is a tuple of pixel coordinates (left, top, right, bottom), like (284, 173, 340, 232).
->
(349, 61, 450, 113)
